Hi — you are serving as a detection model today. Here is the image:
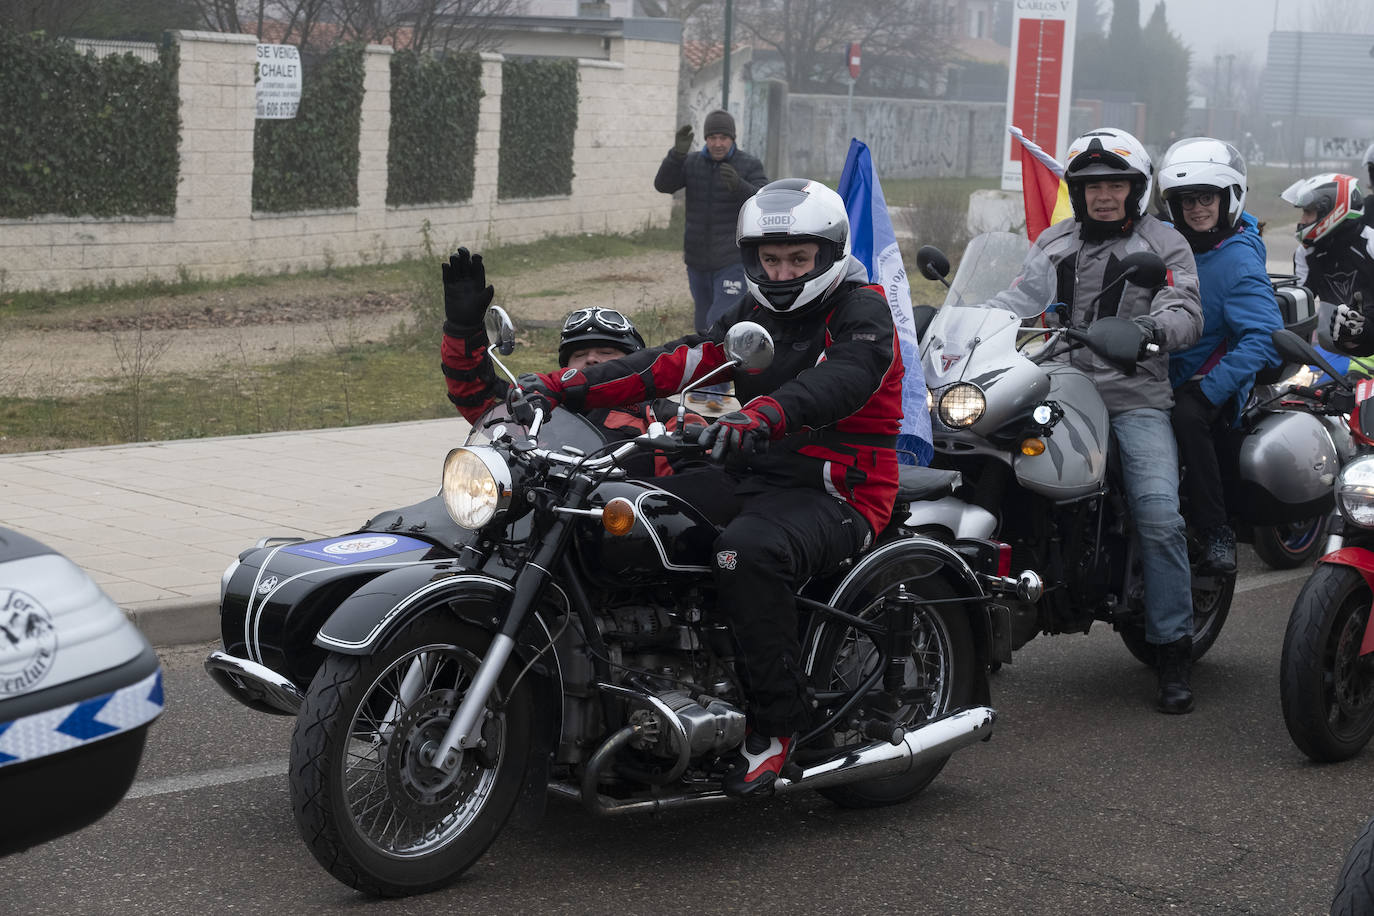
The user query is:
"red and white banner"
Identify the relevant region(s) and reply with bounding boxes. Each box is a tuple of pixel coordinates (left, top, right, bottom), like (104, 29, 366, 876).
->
(1001, 0, 1077, 192)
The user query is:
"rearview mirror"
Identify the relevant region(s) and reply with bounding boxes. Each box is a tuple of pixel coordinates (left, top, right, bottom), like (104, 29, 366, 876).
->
(916, 246, 951, 282)
(1117, 251, 1167, 290)
(724, 321, 774, 373)
(484, 306, 516, 356)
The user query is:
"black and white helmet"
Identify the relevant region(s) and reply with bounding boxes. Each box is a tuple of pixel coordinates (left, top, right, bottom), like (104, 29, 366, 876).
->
(737, 178, 851, 317)
(1063, 127, 1154, 220)
(1158, 136, 1248, 230)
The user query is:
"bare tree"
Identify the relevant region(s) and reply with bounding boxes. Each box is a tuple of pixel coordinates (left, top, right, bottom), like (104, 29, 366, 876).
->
(184, 0, 518, 52)
(0, 0, 109, 33)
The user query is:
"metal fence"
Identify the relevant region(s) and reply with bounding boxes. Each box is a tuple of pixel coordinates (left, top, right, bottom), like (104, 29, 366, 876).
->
(66, 38, 161, 61)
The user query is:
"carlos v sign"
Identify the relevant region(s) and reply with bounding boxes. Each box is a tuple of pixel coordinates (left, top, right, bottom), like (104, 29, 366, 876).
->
(1001, 0, 1077, 192)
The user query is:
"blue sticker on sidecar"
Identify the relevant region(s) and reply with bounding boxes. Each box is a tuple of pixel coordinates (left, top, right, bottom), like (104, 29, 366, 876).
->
(281, 534, 430, 565)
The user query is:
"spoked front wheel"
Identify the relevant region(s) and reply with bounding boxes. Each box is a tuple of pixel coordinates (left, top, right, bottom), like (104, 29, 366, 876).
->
(1280, 564, 1374, 762)
(290, 616, 531, 897)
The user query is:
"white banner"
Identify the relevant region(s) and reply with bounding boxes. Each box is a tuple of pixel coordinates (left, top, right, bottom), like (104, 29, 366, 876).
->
(255, 44, 302, 119)
(1001, 0, 1077, 192)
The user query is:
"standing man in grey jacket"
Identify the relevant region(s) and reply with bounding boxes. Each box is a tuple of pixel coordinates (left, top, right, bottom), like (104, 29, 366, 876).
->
(654, 109, 769, 333)
(1037, 128, 1204, 714)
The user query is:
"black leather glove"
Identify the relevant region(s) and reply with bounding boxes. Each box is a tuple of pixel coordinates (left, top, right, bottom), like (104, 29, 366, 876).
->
(511, 373, 562, 427)
(441, 247, 494, 333)
(673, 124, 693, 157)
(1132, 314, 1163, 360)
(697, 399, 785, 463)
(718, 161, 740, 192)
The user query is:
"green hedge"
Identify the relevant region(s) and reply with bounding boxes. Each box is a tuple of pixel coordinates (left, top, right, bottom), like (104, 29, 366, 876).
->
(387, 51, 482, 207)
(253, 44, 365, 213)
(0, 32, 179, 219)
(498, 57, 578, 200)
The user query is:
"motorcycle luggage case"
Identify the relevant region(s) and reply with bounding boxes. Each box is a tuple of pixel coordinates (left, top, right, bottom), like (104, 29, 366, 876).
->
(1226, 410, 1338, 524)
(0, 527, 163, 854)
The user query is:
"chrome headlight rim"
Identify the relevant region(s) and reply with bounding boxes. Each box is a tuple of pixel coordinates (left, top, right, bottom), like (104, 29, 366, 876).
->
(937, 382, 987, 429)
(441, 446, 514, 529)
(1337, 455, 1374, 530)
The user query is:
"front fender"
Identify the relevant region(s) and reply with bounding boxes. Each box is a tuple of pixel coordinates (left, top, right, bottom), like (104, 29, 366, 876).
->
(1316, 548, 1374, 657)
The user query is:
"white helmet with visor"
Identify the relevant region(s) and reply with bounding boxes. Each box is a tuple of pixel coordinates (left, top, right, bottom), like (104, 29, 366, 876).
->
(737, 178, 852, 317)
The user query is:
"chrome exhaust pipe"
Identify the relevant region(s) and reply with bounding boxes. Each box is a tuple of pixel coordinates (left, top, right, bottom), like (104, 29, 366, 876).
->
(775, 705, 995, 794)
(554, 705, 996, 816)
(204, 651, 304, 715)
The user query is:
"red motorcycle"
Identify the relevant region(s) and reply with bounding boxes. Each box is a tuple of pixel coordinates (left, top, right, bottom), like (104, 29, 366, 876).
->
(1275, 328, 1374, 761)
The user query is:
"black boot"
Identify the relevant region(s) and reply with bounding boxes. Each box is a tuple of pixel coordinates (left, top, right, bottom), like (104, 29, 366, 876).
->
(1157, 637, 1194, 714)
(1199, 525, 1237, 575)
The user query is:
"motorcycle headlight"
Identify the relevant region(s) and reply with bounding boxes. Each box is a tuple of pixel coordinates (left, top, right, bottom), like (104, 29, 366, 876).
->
(441, 447, 513, 529)
(1337, 456, 1374, 529)
(937, 383, 986, 428)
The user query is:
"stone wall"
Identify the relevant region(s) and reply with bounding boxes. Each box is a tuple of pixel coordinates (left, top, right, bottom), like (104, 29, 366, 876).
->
(782, 94, 1006, 180)
(0, 29, 679, 293)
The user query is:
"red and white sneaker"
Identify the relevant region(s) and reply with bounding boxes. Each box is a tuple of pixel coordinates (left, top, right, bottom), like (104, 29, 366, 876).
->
(723, 731, 794, 798)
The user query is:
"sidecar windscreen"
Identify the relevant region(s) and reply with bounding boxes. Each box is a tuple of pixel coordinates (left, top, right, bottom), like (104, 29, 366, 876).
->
(466, 403, 610, 455)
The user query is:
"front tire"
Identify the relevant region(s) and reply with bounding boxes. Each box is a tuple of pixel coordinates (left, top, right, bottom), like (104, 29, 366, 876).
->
(806, 575, 978, 809)
(1280, 564, 1374, 762)
(1333, 815, 1374, 915)
(290, 616, 531, 896)
(1252, 516, 1327, 569)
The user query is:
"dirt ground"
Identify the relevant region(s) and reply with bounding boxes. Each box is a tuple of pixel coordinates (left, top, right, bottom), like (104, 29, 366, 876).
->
(0, 250, 689, 398)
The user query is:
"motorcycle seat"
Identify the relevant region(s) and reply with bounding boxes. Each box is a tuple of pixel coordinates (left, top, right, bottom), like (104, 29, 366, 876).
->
(896, 466, 961, 501)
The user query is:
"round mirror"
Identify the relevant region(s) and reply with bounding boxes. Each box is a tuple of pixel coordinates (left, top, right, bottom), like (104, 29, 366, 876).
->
(484, 306, 516, 355)
(724, 321, 774, 372)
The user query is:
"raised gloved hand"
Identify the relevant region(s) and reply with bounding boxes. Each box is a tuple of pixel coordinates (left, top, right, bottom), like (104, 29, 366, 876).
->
(442, 247, 494, 332)
(673, 124, 693, 157)
(1132, 314, 1164, 360)
(719, 161, 740, 192)
(1332, 301, 1366, 345)
(697, 398, 786, 463)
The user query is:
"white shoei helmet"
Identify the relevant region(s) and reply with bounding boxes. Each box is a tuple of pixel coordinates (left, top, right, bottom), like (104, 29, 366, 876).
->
(1063, 127, 1154, 220)
(737, 178, 852, 316)
(1158, 137, 1248, 230)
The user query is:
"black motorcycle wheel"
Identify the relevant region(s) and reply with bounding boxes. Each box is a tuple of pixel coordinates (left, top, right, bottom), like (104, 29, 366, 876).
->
(1118, 567, 1235, 667)
(807, 575, 977, 809)
(1280, 564, 1374, 763)
(290, 616, 531, 897)
(1332, 815, 1374, 915)
(1252, 516, 1327, 569)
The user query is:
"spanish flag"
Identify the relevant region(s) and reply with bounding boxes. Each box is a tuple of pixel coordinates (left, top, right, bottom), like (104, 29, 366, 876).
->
(1009, 125, 1072, 242)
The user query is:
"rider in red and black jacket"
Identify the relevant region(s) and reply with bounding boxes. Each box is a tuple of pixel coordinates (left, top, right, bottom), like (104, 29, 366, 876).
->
(523, 179, 904, 798)
(439, 249, 704, 478)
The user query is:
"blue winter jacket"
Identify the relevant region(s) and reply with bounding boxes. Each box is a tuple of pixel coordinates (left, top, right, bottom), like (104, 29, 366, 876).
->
(1167, 212, 1281, 423)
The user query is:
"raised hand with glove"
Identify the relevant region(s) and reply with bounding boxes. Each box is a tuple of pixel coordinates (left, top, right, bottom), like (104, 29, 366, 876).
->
(672, 124, 693, 157)
(698, 398, 786, 462)
(442, 247, 494, 334)
(1132, 314, 1165, 360)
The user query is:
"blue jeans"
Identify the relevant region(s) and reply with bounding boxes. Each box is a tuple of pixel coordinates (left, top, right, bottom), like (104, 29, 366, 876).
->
(1111, 408, 1193, 645)
(687, 263, 747, 333)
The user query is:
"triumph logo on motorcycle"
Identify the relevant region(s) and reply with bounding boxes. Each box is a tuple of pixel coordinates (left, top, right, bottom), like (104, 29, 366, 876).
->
(256, 575, 279, 595)
(0, 588, 58, 695)
(941, 354, 963, 372)
(715, 550, 738, 570)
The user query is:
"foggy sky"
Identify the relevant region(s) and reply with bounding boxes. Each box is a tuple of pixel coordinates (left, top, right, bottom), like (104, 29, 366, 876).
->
(1136, 0, 1335, 62)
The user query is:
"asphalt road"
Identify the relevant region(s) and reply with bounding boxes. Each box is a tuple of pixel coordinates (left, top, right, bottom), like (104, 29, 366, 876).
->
(1, 554, 1365, 916)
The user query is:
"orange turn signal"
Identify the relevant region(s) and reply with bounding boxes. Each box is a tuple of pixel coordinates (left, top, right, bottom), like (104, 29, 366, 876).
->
(1020, 438, 1046, 457)
(602, 497, 636, 536)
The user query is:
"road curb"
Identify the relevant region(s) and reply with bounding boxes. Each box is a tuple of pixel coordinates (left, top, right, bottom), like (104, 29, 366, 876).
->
(127, 597, 220, 648)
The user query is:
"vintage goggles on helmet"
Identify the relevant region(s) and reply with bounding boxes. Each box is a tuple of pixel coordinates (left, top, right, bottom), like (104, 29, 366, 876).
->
(563, 307, 632, 335)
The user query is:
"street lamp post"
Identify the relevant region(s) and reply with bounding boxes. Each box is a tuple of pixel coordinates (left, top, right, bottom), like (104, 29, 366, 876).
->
(721, 0, 733, 110)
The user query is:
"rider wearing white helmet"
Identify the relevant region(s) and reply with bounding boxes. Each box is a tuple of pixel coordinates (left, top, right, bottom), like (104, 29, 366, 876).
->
(521, 178, 905, 797)
(1039, 127, 1204, 714)
(1157, 137, 1280, 577)
(1282, 173, 1374, 358)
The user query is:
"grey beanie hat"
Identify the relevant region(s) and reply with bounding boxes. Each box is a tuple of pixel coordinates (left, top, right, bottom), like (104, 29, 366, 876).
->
(703, 109, 736, 139)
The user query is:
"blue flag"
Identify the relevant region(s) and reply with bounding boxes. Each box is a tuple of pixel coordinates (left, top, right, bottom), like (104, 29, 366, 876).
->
(837, 139, 934, 467)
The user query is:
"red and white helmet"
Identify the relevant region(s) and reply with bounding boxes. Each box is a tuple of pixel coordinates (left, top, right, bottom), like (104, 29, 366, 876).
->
(1157, 137, 1247, 230)
(1063, 127, 1154, 219)
(1281, 173, 1364, 248)
(737, 178, 852, 317)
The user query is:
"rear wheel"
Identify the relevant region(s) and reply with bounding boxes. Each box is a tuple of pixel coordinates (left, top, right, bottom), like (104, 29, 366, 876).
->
(1252, 516, 1327, 569)
(1119, 567, 1235, 666)
(1280, 564, 1374, 762)
(1333, 815, 1374, 915)
(806, 574, 978, 809)
(290, 615, 531, 896)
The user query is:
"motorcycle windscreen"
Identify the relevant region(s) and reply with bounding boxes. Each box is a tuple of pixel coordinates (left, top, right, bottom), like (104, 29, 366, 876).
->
(1014, 364, 1110, 500)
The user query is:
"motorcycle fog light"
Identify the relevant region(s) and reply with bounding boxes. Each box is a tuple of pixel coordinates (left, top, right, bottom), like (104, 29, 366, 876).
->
(441, 447, 512, 529)
(938, 383, 986, 428)
(1337, 457, 1374, 529)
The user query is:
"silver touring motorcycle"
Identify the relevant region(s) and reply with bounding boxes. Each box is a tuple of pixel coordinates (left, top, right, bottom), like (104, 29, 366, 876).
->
(910, 231, 1337, 666)
(205, 312, 1025, 897)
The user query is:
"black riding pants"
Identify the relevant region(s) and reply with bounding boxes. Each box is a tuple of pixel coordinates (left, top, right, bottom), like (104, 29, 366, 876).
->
(1171, 390, 1228, 531)
(657, 468, 871, 736)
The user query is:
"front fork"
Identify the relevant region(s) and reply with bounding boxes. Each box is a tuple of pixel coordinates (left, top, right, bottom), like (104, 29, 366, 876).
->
(430, 483, 588, 773)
